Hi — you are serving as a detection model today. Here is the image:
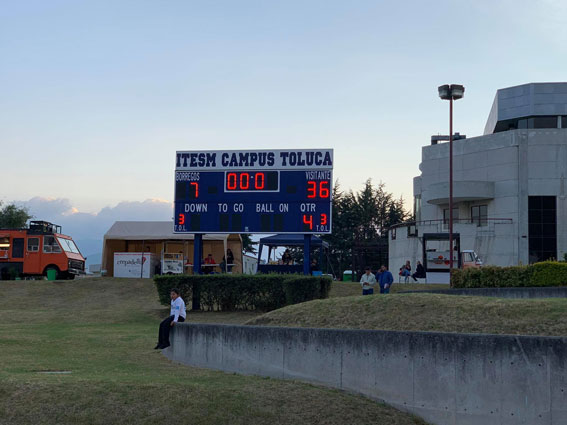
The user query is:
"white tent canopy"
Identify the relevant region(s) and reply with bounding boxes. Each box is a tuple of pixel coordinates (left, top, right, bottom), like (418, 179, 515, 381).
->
(102, 221, 241, 276)
(103, 221, 229, 242)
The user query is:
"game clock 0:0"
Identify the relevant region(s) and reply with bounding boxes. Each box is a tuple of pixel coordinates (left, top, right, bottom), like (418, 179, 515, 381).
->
(224, 171, 279, 192)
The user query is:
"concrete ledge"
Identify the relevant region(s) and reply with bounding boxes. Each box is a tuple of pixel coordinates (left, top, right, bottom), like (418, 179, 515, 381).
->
(165, 324, 567, 425)
(401, 286, 567, 298)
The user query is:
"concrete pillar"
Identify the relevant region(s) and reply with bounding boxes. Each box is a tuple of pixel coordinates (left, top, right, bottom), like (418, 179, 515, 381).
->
(517, 131, 529, 265)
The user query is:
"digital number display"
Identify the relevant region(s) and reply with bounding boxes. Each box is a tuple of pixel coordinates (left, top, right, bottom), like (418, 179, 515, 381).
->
(225, 171, 279, 192)
(306, 180, 330, 198)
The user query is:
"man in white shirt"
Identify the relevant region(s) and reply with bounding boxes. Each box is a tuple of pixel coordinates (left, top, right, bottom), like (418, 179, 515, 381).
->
(360, 267, 377, 295)
(155, 288, 186, 349)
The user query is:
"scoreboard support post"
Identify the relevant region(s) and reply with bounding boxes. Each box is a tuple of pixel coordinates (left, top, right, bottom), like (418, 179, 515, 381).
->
(303, 234, 311, 275)
(192, 234, 202, 310)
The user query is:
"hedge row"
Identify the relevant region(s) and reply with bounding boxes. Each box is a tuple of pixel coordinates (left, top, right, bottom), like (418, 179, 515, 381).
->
(451, 261, 567, 288)
(154, 274, 332, 311)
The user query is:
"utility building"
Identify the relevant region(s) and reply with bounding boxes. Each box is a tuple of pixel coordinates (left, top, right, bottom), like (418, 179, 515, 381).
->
(390, 82, 567, 270)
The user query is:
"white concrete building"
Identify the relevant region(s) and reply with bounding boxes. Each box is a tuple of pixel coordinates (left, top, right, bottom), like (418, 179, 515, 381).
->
(390, 82, 567, 272)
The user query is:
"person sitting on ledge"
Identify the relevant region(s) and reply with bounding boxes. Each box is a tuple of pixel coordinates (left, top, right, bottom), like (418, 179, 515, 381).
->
(412, 261, 426, 281)
(155, 288, 186, 350)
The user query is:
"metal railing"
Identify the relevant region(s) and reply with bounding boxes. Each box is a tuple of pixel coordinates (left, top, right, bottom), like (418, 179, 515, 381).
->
(389, 218, 513, 236)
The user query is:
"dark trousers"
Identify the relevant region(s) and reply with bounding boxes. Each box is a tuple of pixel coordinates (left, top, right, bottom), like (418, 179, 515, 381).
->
(158, 315, 185, 347)
(362, 288, 374, 295)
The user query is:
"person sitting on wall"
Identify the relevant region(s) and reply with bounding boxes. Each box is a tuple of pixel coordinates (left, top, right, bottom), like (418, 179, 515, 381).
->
(155, 288, 186, 350)
(359, 267, 376, 295)
(399, 260, 412, 283)
(379, 265, 394, 294)
(412, 261, 426, 281)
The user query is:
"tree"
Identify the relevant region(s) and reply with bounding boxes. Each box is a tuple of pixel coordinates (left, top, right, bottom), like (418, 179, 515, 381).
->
(321, 179, 409, 279)
(241, 234, 257, 254)
(0, 202, 32, 229)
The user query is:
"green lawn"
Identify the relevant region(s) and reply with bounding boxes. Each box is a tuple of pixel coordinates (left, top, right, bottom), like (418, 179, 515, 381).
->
(0, 278, 427, 425)
(248, 292, 567, 336)
(329, 281, 445, 298)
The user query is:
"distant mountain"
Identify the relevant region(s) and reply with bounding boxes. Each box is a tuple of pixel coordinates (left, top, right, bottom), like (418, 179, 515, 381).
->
(85, 252, 102, 267)
(75, 239, 103, 267)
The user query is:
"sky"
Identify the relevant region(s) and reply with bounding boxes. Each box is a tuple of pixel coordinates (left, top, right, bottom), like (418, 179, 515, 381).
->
(2, 0, 567, 258)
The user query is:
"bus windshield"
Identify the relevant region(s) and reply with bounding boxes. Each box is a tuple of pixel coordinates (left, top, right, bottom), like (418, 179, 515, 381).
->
(57, 237, 80, 254)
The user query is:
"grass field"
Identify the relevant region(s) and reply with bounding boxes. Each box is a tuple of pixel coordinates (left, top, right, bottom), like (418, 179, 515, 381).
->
(0, 277, 427, 425)
(328, 281, 445, 298)
(248, 292, 567, 336)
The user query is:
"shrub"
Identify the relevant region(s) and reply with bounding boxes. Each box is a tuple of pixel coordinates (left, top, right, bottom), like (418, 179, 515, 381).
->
(451, 262, 556, 288)
(154, 274, 332, 311)
(531, 261, 567, 286)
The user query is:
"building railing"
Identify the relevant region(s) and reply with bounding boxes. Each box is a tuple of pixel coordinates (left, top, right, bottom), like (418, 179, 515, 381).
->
(389, 218, 513, 238)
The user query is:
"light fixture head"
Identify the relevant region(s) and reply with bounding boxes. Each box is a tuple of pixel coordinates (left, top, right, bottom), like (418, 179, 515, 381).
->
(438, 84, 451, 100)
(450, 84, 465, 100)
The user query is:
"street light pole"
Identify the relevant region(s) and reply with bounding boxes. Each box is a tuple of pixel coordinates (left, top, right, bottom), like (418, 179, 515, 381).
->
(438, 84, 464, 284)
(449, 96, 453, 276)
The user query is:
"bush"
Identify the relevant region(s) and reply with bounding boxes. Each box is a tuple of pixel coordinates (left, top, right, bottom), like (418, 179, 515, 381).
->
(451, 262, 560, 288)
(531, 261, 567, 286)
(154, 274, 332, 311)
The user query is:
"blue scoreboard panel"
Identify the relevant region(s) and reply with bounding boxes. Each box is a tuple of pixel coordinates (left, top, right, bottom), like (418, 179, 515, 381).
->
(174, 149, 333, 234)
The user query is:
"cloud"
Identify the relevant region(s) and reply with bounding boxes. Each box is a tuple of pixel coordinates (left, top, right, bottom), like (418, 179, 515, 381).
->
(17, 197, 174, 262)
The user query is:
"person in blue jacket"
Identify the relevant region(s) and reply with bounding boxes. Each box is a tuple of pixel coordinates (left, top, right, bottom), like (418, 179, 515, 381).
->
(378, 265, 394, 294)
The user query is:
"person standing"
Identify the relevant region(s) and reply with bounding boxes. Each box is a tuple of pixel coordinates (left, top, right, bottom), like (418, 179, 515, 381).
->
(378, 265, 394, 294)
(155, 288, 186, 349)
(359, 267, 377, 295)
(226, 248, 234, 272)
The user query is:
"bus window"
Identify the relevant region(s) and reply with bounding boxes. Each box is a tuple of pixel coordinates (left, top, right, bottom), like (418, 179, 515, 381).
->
(28, 237, 39, 252)
(0, 237, 9, 258)
(43, 236, 62, 253)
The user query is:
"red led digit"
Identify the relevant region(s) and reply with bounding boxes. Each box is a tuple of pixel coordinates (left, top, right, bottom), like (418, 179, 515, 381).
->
(190, 182, 199, 198)
(227, 173, 237, 190)
(178, 214, 185, 225)
(255, 172, 265, 190)
(240, 172, 250, 190)
(319, 181, 329, 198)
(303, 214, 313, 230)
(320, 213, 328, 225)
(307, 181, 316, 198)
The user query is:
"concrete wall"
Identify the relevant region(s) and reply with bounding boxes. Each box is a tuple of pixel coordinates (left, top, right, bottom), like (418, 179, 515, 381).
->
(166, 324, 567, 425)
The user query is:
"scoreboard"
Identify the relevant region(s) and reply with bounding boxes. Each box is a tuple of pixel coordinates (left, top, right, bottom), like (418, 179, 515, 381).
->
(174, 149, 333, 234)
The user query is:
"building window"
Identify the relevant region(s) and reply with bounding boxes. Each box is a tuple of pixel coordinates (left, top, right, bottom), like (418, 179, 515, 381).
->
(27, 237, 39, 252)
(528, 196, 557, 263)
(407, 224, 418, 237)
(414, 195, 421, 222)
(530, 116, 559, 129)
(471, 205, 488, 227)
(391, 228, 396, 240)
(562, 116, 567, 129)
(443, 207, 459, 225)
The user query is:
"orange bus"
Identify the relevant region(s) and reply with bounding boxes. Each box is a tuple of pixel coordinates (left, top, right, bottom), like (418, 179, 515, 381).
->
(0, 221, 85, 280)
